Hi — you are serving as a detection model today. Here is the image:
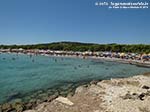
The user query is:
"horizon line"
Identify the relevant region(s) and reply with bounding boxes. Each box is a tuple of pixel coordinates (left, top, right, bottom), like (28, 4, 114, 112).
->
(0, 41, 150, 46)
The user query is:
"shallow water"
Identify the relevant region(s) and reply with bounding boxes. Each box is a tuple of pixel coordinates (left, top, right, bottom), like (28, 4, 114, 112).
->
(0, 53, 150, 103)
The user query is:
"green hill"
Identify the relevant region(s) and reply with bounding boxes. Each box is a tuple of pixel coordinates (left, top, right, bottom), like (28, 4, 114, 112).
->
(0, 41, 150, 53)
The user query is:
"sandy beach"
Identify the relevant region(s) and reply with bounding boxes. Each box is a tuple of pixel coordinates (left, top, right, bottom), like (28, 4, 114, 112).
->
(41, 54, 150, 68)
(88, 56, 150, 67)
(1, 50, 150, 67)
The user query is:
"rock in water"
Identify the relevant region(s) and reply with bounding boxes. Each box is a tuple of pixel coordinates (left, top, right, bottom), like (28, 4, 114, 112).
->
(7, 92, 21, 101)
(0, 105, 2, 112)
(47, 95, 58, 102)
(1, 103, 12, 112)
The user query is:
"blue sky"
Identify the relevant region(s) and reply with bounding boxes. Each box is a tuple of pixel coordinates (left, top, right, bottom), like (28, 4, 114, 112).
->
(0, 0, 150, 45)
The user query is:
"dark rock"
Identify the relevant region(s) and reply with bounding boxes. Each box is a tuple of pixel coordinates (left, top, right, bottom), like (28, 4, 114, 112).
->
(142, 85, 150, 89)
(29, 99, 36, 104)
(83, 84, 88, 88)
(132, 93, 138, 96)
(122, 92, 138, 100)
(9, 110, 16, 112)
(122, 93, 132, 99)
(47, 95, 58, 102)
(90, 80, 98, 85)
(139, 93, 146, 100)
(24, 99, 37, 109)
(40, 97, 48, 102)
(25, 98, 37, 110)
(25, 103, 33, 110)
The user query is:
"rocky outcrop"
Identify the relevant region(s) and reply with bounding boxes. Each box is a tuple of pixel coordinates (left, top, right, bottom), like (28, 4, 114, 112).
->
(23, 72, 150, 112)
(0, 99, 24, 112)
(100, 73, 150, 112)
(1, 73, 150, 112)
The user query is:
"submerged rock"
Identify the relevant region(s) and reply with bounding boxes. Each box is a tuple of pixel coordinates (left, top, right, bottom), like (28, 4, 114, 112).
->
(0, 105, 2, 112)
(11, 99, 24, 112)
(47, 95, 58, 102)
(7, 92, 21, 102)
(36, 90, 43, 95)
(24, 99, 37, 110)
(47, 90, 54, 95)
(1, 103, 12, 112)
(25, 103, 33, 110)
(14, 104, 24, 112)
(37, 93, 48, 102)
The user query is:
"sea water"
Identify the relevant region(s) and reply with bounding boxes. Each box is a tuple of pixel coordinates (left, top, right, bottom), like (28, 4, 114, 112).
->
(0, 53, 150, 104)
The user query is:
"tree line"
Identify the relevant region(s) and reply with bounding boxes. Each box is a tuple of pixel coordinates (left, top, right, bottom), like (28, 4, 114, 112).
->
(0, 42, 150, 53)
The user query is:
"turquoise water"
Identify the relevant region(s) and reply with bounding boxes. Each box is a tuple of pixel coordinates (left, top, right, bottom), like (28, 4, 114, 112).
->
(0, 53, 150, 104)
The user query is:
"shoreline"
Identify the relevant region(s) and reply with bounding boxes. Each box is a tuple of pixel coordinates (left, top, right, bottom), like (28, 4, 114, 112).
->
(88, 56, 150, 68)
(0, 78, 96, 112)
(1, 52, 150, 68)
(1, 72, 150, 112)
(22, 72, 150, 112)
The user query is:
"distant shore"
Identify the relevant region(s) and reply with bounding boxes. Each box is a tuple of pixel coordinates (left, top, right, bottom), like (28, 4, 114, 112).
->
(1, 50, 150, 68)
(88, 56, 150, 68)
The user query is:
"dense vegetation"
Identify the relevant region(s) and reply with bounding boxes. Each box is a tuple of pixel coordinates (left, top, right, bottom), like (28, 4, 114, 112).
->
(0, 42, 150, 53)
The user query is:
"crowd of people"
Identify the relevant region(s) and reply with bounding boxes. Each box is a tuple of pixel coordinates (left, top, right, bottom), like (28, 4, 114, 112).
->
(0, 48, 150, 62)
